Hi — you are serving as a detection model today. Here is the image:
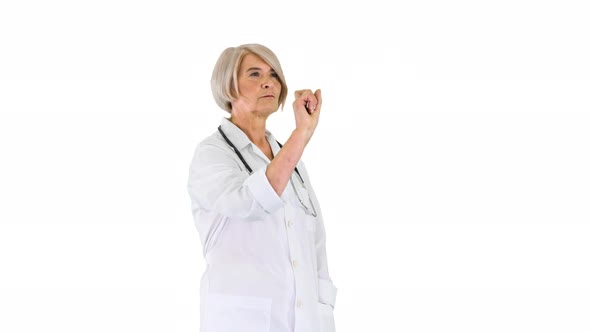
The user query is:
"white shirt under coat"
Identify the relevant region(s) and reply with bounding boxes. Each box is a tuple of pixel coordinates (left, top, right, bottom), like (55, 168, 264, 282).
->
(187, 118, 338, 332)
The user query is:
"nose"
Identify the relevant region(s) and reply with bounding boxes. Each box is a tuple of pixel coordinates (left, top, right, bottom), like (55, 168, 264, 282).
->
(262, 75, 274, 89)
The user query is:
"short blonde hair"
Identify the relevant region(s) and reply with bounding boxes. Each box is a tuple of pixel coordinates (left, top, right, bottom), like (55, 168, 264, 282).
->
(211, 43, 288, 113)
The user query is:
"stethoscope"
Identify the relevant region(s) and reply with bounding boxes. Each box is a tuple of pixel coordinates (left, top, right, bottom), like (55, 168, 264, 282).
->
(218, 125, 317, 217)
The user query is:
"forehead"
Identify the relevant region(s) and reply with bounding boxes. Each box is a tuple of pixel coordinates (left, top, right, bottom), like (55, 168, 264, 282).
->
(239, 53, 273, 71)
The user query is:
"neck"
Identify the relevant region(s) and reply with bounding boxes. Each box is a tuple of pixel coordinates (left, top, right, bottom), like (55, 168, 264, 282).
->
(229, 114, 268, 147)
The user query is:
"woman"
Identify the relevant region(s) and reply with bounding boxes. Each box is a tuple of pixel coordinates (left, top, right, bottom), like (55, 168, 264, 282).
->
(187, 43, 337, 332)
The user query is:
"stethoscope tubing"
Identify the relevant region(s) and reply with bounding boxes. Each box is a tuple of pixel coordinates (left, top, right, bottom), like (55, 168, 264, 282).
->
(218, 126, 305, 183)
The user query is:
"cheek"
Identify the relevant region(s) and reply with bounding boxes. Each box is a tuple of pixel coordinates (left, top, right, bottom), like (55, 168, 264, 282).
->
(239, 84, 257, 98)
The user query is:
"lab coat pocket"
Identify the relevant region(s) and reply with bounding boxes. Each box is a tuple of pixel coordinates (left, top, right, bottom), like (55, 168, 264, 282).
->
(204, 293, 272, 332)
(317, 302, 336, 332)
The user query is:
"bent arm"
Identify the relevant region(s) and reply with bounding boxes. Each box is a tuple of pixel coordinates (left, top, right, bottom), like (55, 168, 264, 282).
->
(267, 88, 322, 196)
(188, 143, 283, 221)
(266, 129, 310, 196)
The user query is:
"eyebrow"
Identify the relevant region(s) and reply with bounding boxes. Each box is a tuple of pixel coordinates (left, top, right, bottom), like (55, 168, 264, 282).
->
(245, 67, 276, 72)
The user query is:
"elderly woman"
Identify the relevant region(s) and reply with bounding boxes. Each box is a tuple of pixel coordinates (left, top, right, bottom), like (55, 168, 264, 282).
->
(187, 43, 337, 332)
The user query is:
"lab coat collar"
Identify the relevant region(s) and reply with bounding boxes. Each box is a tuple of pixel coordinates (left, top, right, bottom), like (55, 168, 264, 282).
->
(219, 117, 276, 154)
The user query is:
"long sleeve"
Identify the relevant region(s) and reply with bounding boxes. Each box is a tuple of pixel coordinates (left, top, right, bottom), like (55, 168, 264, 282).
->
(188, 142, 283, 221)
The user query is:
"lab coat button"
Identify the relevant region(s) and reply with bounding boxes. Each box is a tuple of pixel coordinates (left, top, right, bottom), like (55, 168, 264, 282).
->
(287, 220, 293, 227)
(296, 299, 303, 308)
(292, 260, 298, 268)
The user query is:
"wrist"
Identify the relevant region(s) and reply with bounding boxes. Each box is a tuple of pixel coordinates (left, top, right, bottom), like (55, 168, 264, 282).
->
(292, 128, 313, 144)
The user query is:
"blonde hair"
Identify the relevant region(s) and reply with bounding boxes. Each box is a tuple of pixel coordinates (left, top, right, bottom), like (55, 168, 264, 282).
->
(211, 43, 288, 113)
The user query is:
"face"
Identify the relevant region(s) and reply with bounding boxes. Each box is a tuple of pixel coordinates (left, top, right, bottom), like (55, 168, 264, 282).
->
(232, 53, 282, 115)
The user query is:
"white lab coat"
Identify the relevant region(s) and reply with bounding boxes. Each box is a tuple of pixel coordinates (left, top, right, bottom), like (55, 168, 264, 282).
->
(187, 118, 337, 332)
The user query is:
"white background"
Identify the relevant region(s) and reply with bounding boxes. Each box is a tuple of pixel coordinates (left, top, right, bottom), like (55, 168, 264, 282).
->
(1, 0, 589, 331)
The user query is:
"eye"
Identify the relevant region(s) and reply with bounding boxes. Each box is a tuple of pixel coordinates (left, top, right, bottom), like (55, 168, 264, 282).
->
(271, 72, 279, 78)
(249, 71, 260, 77)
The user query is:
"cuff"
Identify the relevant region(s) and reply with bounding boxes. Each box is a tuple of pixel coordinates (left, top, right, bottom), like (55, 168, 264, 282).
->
(244, 167, 283, 214)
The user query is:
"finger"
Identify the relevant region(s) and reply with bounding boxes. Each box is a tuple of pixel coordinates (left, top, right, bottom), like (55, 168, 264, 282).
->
(294, 89, 316, 111)
(294, 89, 311, 99)
(312, 89, 322, 113)
(295, 89, 313, 101)
(301, 90, 318, 108)
(293, 90, 308, 110)
(302, 89, 320, 113)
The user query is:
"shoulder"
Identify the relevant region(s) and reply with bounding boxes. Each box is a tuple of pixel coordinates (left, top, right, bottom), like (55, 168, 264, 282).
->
(189, 130, 235, 165)
(198, 130, 223, 147)
(192, 128, 227, 152)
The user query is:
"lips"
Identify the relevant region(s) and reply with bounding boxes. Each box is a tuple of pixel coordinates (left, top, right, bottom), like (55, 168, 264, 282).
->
(260, 95, 274, 98)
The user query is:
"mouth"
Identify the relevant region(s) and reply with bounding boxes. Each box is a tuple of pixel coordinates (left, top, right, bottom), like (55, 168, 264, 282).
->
(260, 95, 275, 99)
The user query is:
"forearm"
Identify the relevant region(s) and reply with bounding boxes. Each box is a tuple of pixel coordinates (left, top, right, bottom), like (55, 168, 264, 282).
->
(266, 128, 311, 196)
